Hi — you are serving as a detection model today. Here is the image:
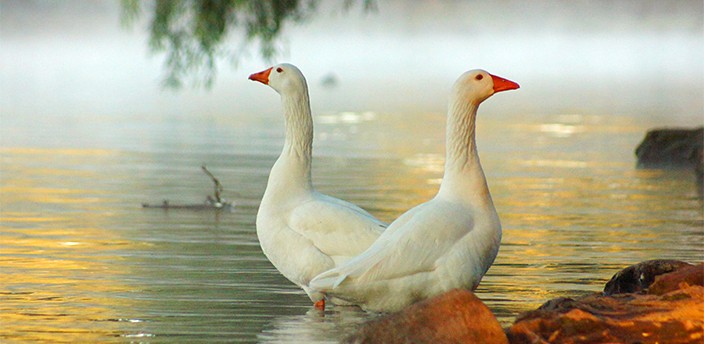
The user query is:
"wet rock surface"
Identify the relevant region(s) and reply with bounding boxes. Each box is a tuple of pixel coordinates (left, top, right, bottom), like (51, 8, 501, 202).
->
(649, 263, 704, 295)
(507, 261, 704, 344)
(635, 127, 703, 168)
(636, 127, 704, 195)
(345, 289, 508, 344)
(603, 259, 694, 295)
(344, 262, 703, 344)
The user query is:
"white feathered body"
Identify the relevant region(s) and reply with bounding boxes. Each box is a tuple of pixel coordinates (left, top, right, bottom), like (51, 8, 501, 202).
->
(252, 64, 386, 302)
(308, 190, 501, 312)
(309, 69, 516, 312)
(256, 154, 386, 300)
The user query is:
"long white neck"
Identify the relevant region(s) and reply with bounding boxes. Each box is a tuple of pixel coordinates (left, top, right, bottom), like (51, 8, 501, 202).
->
(437, 95, 492, 206)
(268, 88, 314, 194)
(282, 89, 314, 158)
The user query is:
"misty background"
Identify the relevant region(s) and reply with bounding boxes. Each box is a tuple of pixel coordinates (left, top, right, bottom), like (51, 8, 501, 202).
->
(1, 0, 702, 138)
(1, 2, 702, 342)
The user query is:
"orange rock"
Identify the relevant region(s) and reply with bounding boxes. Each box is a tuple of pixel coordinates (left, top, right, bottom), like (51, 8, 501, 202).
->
(649, 263, 704, 295)
(345, 289, 508, 344)
(507, 285, 704, 343)
(603, 259, 693, 295)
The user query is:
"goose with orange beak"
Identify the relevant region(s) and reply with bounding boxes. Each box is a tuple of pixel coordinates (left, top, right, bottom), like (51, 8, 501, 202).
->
(249, 63, 387, 310)
(310, 70, 519, 312)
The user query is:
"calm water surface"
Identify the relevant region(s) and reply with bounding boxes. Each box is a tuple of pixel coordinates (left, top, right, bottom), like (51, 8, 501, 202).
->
(1, 110, 702, 343)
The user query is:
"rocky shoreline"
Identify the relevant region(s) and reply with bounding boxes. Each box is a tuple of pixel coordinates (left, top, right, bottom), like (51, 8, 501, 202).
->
(345, 260, 704, 344)
(507, 260, 703, 344)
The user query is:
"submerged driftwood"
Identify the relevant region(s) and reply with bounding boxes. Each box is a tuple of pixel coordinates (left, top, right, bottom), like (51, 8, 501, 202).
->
(142, 165, 235, 212)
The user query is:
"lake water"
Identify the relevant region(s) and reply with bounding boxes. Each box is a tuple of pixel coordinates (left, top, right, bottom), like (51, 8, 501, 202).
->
(1, 107, 702, 343)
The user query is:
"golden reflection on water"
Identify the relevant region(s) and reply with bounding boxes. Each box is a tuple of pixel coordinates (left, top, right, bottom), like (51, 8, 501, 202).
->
(0, 112, 702, 340)
(345, 111, 703, 323)
(0, 148, 146, 342)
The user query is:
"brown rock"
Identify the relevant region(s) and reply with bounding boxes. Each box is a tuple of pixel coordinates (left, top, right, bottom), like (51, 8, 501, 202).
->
(345, 289, 508, 344)
(603, 259, 693, 295)
(635, 127, 703, 168)
(649, 263, 704, 295)
(635, 127, 704, 196)
(508, 262, 704, 344)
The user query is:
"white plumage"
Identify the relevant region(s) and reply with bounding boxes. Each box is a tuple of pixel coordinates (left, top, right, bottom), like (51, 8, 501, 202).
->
(249, 63, 387, 305)
(309, 69, 519, 312)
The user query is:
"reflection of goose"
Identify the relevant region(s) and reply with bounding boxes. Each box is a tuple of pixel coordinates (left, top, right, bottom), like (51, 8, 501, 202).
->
(249, 63, 387, 309)
(258, 307, 370, 343)
(310, 70, 519, 312)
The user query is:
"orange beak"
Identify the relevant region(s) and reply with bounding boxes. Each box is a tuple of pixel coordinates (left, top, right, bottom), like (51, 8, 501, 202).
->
(249, 67, 273, 85)
(490, 74, 520, 93)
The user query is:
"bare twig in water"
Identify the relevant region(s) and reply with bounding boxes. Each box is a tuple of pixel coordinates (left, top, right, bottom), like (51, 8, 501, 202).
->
(201, 164, 223, 204)
(142, 165, 234, 211)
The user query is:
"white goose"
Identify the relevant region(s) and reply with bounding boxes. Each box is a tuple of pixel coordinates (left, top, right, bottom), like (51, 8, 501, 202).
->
(309, 69, 519, 312)
(249, 63, 387, 309)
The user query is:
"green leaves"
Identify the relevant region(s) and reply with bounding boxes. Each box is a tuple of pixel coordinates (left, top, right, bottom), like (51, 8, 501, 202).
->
(121, 0, 374, 89)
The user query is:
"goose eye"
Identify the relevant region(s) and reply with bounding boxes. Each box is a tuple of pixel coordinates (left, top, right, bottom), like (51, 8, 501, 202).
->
(276, 67, 284, 73)
(475, 74, 484, 80)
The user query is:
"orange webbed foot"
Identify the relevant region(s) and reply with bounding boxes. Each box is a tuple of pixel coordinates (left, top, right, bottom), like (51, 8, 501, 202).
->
(314, 299, 325, 311)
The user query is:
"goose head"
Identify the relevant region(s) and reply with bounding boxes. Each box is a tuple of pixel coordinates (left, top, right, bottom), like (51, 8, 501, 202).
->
(249, 63, 308, 95)
(453, 69, 519, 105)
